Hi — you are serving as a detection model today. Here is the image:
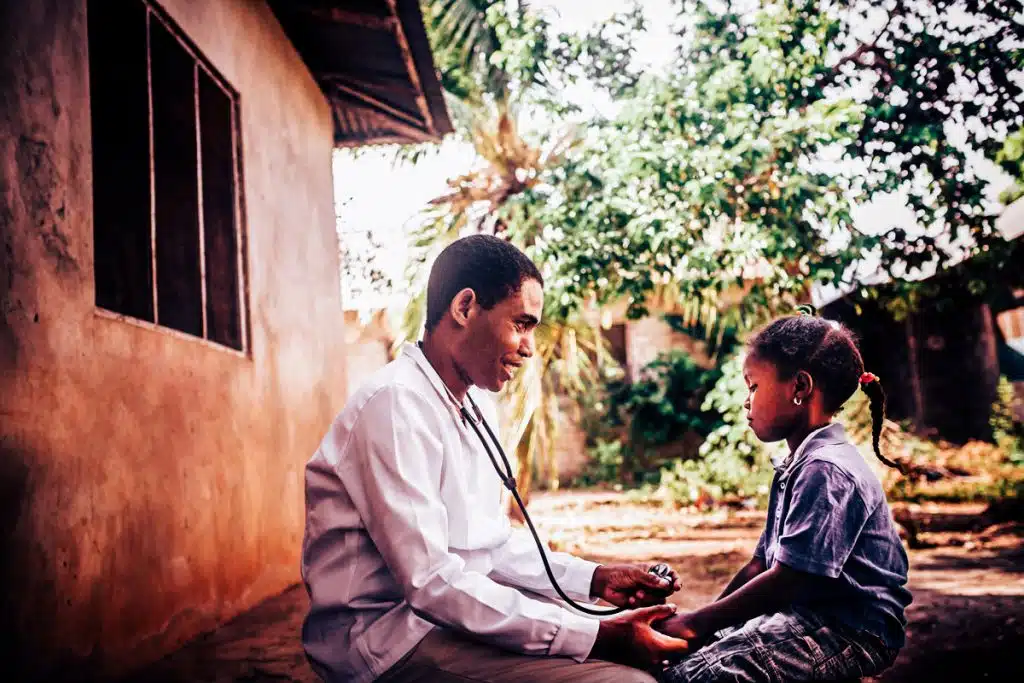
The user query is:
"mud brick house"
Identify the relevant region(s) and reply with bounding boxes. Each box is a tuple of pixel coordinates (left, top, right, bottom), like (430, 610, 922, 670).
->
(0, 1, 450, 679)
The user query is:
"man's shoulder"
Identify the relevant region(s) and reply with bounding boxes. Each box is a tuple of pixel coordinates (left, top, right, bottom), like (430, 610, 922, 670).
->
(313, 357, 444, 470)
(341, 355, 437, 421)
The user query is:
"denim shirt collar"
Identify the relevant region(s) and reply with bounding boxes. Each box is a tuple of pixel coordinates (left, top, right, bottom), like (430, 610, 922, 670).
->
(775, 422, 848, 476)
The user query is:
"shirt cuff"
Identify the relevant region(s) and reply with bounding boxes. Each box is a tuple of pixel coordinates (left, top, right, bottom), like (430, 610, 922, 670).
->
(775, 546, 842, 578)
(562, 558, 600, 602)
(549, 608, 601, 662)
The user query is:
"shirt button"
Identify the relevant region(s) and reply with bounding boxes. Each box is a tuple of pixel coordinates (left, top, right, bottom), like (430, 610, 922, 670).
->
(780, 482, 786, 490)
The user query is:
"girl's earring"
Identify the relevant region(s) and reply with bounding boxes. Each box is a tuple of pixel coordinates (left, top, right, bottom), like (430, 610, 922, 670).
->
(793, 397, 803, 406)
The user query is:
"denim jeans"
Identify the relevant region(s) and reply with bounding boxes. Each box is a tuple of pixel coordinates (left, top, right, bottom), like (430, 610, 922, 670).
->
(661, 608, 899, 683)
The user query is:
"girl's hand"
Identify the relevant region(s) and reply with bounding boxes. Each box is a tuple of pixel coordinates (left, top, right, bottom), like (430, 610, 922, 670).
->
(593, 604, 691, 670)
(655, 612, 708, 649)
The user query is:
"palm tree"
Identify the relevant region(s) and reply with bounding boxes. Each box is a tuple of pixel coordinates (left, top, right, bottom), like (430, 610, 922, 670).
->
(421, 0, 507, 103)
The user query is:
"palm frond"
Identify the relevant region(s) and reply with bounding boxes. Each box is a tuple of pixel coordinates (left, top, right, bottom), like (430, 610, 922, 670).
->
(423, 0, 507, 99)
(397, 102, 606, 500)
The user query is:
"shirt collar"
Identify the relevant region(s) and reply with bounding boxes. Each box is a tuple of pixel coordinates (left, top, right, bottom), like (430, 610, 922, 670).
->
(776, 422, 847, 474)
(401, 342, 470, 423)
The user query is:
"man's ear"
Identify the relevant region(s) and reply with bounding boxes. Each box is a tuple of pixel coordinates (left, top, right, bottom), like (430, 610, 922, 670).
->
(449, 288, 477, 328)
(794, 370, 814, 402)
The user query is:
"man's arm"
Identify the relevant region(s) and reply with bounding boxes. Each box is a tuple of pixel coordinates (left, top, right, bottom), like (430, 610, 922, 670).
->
(336, 387, 597, 661)
(489, 528, 677, 608)
(481, 393, 678, 610)
(488, 525, 601, 603)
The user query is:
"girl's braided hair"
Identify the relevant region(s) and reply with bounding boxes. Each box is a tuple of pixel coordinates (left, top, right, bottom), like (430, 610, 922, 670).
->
(748, 310, 903, 472)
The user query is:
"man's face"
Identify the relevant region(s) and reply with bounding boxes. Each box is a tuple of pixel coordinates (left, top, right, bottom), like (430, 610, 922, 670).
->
(457, 278, 543, 392)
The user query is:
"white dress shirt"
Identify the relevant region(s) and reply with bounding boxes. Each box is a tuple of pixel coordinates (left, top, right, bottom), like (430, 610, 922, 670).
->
(301, 343, 601, 683)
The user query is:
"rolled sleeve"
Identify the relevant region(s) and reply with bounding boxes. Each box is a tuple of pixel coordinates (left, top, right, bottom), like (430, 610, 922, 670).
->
(776, 461, 869, 579)
(551, 608, 601, 662)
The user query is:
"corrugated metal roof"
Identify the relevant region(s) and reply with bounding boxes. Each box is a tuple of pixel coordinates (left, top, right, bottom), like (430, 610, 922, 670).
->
(270, 0, 453, 147)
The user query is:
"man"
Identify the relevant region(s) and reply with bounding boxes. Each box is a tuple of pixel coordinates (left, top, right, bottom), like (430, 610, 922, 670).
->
(302, 235, 691, 682)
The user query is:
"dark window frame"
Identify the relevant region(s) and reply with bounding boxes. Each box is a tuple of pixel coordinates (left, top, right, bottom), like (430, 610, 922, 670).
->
(88, 0, 249, 353)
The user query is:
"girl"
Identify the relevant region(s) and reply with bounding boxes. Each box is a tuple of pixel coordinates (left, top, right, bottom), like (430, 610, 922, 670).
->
(658, 314, 912, 682)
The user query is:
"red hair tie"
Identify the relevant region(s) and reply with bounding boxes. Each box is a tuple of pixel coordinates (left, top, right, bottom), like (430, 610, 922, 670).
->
(859, 372, 879, 385)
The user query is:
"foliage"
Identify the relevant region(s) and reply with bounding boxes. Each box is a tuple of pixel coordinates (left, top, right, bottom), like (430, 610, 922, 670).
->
(504, 0, 1024, 324)
(663, 314, 742, 363)
(605, 350, 723, 451)
(655, 448, 775, 508)
(888, 472, 1024, 505)
(991, 376, 1024, 465)
(403, 1, 645, 498)
(997, 127, 1024, 205)
(572, 439, 625, 488)
(648, 353, 777, 506)
(826, 0, 1023, 275)
(421, 0, 504, 102)
(408, 0, 1024, 499)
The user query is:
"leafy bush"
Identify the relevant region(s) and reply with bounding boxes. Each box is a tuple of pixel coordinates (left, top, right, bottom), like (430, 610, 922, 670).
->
(996, 127, 1024, 205)
(572, 439, 625, 488)
(649, 353, 777, 507)
(991, 376, 1024, 465)
(887, 471, 1024, 505)
(655, 448, 774, 508)
(604, 349, 722, 448)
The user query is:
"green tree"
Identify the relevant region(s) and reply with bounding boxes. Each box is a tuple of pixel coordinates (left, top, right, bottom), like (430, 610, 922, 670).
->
(407, 0, 1023, 496)
(401, 2, 641, 499)
(503, 0, 1024, 321)
(997, 127, 1024, 205)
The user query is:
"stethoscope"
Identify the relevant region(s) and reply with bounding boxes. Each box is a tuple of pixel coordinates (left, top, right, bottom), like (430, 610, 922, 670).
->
(414, 344, 672, 616)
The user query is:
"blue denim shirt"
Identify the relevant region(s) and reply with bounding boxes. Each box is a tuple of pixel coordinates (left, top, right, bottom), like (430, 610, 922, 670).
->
(754, 423, 912, 648)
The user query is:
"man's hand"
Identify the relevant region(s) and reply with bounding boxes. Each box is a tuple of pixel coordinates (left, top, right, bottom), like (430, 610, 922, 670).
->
(591, 564, 681, 608)
(592, 604, 691, 670)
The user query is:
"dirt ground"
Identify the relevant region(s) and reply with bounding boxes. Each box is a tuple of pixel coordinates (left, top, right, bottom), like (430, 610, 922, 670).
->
(126, 491, 1024, 682)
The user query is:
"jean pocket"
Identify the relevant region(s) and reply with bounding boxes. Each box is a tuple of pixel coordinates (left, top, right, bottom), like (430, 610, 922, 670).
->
(812, 644, 863, 681)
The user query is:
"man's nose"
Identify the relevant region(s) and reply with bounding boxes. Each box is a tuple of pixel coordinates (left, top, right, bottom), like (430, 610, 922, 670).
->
(520, 333, 535, 358)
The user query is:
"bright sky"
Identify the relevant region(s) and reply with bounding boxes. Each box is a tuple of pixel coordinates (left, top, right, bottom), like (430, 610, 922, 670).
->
(334, 0, 1013, 314)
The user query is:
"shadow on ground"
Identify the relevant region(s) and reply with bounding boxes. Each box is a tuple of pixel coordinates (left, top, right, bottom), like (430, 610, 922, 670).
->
(119, 492, 1024, 683)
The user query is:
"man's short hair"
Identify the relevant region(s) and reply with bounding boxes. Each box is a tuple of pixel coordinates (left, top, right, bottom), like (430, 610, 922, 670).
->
(425, 234, 543, 332)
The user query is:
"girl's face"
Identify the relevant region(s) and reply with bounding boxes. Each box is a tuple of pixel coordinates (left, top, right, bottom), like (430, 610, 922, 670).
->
(742, 353, 801, 443)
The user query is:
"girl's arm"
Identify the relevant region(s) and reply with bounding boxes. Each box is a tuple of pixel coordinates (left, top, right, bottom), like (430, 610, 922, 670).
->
(660, 563, 829, 640)
(715, 556, 767, 601)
